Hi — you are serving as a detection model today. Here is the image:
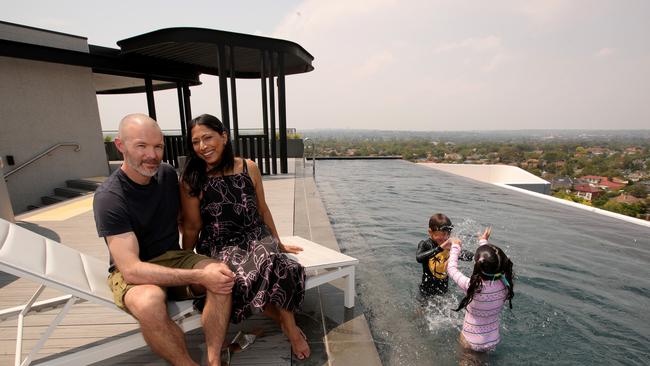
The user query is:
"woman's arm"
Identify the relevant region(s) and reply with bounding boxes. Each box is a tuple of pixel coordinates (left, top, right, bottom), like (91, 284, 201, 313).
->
(179, 180, 202, 251)
(247, 159, 303, 254)
(447, 239, 471, 291)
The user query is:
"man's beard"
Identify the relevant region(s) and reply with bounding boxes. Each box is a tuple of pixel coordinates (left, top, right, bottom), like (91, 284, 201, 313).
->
(125, 153, 160, 177)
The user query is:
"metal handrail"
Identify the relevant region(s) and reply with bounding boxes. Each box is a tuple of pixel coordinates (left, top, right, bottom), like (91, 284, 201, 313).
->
(303, 138, 316, 177)
(3, 142, 81, 180)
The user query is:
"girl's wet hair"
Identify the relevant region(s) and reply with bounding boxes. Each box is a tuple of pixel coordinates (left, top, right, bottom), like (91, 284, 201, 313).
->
(454, 244, 514, 312)
(182, 114, 235, 196)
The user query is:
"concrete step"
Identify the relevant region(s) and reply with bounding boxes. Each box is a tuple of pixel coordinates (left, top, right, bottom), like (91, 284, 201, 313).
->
(66, 178, 104, 191)
(41, 195, 69, 205)
(54, 187, 93, 198)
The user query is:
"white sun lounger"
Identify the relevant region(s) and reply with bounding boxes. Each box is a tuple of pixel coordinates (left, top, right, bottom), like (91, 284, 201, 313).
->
(0, 219, 358, 366)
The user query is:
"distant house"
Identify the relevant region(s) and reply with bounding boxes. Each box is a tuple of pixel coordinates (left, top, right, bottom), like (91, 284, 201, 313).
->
(521, 159, 540, 168)
(574, 184, 603, 201)
(586, 147, 611, 156)
(624, 147, 643, 155)
(551, 176, 573, 191)
(444, 153, 463, 161)
(627, 171, 645, 182)
(613, 194, 643, 204)
(579, 175, 605, 184)
(577, 175, 626, 191)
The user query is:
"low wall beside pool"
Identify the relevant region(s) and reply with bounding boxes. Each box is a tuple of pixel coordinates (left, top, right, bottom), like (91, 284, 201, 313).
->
(419, 163, 551, 194)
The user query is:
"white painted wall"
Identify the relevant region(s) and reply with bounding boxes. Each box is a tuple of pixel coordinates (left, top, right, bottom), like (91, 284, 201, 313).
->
(419, 163, 551, 194)
(0, 52, 108, 213)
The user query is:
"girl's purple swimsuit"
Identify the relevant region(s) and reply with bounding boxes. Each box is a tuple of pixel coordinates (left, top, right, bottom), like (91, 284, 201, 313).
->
(448, 240, 508, 352)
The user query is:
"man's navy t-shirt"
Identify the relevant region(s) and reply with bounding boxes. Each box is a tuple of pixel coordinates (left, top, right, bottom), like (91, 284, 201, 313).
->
(93, 163, 180, 271)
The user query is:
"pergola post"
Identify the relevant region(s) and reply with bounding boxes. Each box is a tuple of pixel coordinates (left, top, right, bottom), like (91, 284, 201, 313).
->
(176, 83, 187, 138)
(217, 44, 230, 134)
(229, 45, 240, 157)
(268, 52, 277, 174)
(145, 77, 156, 120)
(260, 50, 270, 175)
(277, 53, 288, 174)
(182, 83, 192, 131)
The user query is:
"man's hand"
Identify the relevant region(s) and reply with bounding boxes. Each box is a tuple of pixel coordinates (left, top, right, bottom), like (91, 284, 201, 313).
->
(199, 262, 235, 294)
(479, 227, 492, 241)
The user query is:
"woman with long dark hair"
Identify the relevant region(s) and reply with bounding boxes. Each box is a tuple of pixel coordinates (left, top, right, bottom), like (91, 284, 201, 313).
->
(180, 114, 310, 360)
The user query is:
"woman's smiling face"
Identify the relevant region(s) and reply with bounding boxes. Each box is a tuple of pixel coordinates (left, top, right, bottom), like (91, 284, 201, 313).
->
(191, 123, 228, 168)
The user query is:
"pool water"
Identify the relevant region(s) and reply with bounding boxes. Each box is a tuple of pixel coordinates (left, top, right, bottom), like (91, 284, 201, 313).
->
(314, 160, 650, 366)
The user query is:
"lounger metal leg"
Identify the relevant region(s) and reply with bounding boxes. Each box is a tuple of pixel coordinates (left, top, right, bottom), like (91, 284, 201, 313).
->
(344, 266, 355, 309)
(20, 296, 77, 366)
(15, 285, 46, 366)
(13, 285, 79, 366)
(0, 295, 75, 321)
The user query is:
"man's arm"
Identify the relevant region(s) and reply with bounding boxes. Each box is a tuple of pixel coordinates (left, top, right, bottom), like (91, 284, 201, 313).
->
(107, 232, 234, 294)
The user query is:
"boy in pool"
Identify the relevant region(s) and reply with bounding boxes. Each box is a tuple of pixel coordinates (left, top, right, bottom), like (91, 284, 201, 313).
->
(416, 213, 474, 296)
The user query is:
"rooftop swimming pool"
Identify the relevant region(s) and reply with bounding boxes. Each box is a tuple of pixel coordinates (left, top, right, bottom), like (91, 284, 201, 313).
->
(314, 159, 650, 366)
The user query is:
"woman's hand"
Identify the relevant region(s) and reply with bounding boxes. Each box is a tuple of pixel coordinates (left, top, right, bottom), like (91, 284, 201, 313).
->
(279, 240, 304, 254)
(479, 227, 492, 241)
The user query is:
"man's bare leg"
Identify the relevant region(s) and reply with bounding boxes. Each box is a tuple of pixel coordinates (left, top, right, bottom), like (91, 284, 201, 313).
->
(125, 284, 198, 366)
(193, 260, 232, 366)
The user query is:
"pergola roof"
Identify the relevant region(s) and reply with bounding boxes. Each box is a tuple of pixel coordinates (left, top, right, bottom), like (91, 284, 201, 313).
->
(117, 27, 314, 79)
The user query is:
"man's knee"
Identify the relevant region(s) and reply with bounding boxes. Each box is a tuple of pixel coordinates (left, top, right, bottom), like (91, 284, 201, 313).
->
(124, 285, 167, 319)
(193, 258, 221, 270)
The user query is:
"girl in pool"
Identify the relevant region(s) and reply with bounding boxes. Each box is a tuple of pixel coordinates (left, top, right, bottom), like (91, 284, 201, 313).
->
(447, 227, 514, 353)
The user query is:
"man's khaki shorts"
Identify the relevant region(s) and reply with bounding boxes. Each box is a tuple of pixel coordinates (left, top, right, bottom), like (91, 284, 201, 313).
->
(107, 250, 210, 311)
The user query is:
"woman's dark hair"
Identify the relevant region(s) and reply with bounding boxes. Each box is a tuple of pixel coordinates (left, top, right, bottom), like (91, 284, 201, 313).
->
(181, 114, 235, 196)
(454, 244, 514, 312)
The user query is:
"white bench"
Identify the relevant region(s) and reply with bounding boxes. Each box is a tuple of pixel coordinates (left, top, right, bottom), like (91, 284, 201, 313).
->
(0, 219, 357, 366)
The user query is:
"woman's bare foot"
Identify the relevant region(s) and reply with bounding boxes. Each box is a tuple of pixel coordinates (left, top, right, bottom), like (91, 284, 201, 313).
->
(283, 325, 310, 360)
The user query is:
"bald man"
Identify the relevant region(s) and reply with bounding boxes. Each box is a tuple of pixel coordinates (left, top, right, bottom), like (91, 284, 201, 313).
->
(93, 114, 234, 366)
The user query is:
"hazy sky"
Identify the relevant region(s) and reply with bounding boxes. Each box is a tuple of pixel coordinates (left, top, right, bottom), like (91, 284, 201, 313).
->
(4, 0, 650, 131)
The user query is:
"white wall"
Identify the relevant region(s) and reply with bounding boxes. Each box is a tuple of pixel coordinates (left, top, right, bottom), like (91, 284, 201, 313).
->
(0, 56, 109, 213)
(419, 163, 551, 194)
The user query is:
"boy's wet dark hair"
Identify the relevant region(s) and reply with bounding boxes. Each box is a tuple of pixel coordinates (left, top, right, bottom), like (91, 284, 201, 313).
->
(429, 213, 454, 233)
(454, 244, 515, 311)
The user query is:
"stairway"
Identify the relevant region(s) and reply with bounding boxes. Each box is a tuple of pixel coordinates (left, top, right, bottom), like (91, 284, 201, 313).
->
(27, 177, 106, 211)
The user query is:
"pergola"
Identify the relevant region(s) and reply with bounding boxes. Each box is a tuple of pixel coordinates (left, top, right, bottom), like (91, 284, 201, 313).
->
(115, 28, 315, 174)
(1, 24, 315, 174)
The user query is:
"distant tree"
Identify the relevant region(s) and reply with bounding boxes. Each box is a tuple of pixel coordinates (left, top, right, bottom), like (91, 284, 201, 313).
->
(624, 184, 648, 198)
(602, 201, 645, 217)
(553, 191, 592, 205)
(542, 151, 565, 163)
